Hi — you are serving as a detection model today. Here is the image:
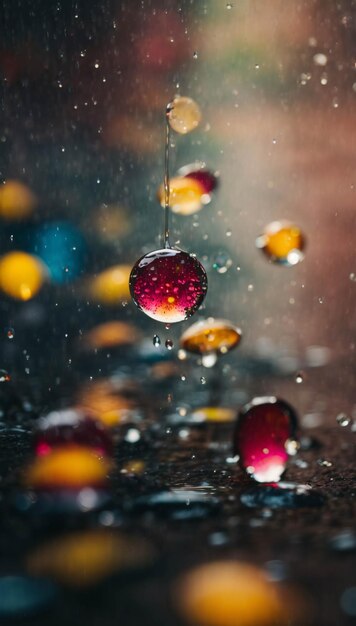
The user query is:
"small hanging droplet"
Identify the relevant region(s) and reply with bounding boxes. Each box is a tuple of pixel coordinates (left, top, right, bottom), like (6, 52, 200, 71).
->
(336, 412, 351, 427)
(226, 2, 233, 8)
(349, 272, 356, 282)
(153, 335, 161, 347)
(193, 51, 198, 59)
(6, 327, 14, 340)
(295, 371, 304, 384)
(200, 376, 206, 385)
(165, 339, 174, 350)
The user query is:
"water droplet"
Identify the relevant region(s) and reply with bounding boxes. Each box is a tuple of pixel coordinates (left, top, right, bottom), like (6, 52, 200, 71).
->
(153, 335, 161, 347)
(193, 51, 198, 59)
(313, 52, 328, 66)
(295, 371, 304, 384)
(201, 353, 218, 368)
(0, 370, 10, 383)
(129, 249, 208, 324)
(349, 272, 356, 282)
(336, 412, 351, 427)
(180, 318, 242, 358)
(167, 96, 201, 135)
(212, 251, 232, 274)
(225, 229, 232, 237)
(226, 3, 233, 9)
(256, 221, 305, 266)
(200, 376, 206, 385)
(332, 96, 339, 108)
(125, 428, 141, 443)
(6, 328, 14, 339)
(165, 339, 174, 350)
(285, 438, 299, 455)
(234, 397, 299, 483)
(317, 458, 332, 467)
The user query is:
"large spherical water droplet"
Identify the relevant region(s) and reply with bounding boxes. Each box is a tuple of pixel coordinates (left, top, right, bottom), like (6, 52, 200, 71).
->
(129, 248, 207, 323)
(168, 96, 201, 134)
(234, 397, 299, 483)
(256, 220, 305, 266)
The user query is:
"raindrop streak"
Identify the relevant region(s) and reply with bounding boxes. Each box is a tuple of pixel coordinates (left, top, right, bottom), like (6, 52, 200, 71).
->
(129, 101, 208, 323)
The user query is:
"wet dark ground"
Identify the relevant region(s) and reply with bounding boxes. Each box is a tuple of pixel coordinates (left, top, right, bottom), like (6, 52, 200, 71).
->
(0, 329, 355, 626)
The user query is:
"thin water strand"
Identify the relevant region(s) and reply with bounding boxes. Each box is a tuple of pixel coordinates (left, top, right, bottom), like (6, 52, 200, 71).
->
(163, 102, 173, 248)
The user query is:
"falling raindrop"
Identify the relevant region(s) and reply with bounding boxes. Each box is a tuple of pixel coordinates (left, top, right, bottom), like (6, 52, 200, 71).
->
(295, 371, 304, 384)
(153, 335, 161, 347)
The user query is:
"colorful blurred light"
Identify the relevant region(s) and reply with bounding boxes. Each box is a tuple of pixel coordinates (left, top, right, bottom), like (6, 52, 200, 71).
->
(88, 265, 131, 304)
(177, 561, 288, 626)
(25, 446, 111, 490)
(0, 251, 46, 300)
(27, 530, 153, 588)
(0, 180, 36, 220)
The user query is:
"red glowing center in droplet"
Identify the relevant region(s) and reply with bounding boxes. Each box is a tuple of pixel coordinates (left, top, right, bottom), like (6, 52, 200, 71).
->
(234, 399, 297, 483)
(129, 248, 208, 323)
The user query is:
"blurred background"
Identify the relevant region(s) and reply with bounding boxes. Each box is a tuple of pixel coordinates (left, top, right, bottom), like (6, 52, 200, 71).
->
(0, 1, 355, 625)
